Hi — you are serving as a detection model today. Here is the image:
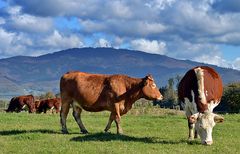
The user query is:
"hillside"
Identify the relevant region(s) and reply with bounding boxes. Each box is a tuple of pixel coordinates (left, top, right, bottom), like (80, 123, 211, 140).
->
(0, 47, 239, 98)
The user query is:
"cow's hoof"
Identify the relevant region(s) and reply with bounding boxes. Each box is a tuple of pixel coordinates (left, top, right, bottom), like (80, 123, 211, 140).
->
(194, 135, 199, 139)
(117, 129, 123, 135)
(61, 130, 69, 134)
(81, 130, 89, 134)
(117, 131, 123, 135)
(104, 130, 111, 133)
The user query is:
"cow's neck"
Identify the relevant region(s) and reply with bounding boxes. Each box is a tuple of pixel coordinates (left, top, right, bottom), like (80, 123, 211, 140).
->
(124, 78, 144, 105)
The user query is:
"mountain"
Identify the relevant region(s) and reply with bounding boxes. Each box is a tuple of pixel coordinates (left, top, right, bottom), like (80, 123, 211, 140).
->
(0, 47, 239, 99)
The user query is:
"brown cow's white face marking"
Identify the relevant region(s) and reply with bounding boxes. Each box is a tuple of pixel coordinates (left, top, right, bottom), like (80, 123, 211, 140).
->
(190, 112, 224, 145)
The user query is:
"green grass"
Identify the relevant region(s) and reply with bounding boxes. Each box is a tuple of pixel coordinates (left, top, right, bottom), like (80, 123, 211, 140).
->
(0, 108, 239, 154)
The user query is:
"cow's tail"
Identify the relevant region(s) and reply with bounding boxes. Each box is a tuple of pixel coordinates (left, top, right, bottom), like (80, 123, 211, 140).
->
(60, 75, 65, 94)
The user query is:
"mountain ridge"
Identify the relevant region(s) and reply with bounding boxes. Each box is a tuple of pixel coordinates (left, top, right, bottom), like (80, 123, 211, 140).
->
(0, 47, 239, 98)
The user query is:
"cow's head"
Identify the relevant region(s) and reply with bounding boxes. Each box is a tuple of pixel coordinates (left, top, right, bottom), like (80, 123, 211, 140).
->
(142, 75, 163, 101)
(189, 112, 224, 145)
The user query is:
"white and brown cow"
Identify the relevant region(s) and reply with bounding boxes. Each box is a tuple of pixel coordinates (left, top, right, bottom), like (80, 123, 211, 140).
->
(178, 66, 224, 145)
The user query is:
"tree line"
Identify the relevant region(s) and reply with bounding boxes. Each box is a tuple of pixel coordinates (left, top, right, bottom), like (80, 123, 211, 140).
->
(154, 75, 240, 113)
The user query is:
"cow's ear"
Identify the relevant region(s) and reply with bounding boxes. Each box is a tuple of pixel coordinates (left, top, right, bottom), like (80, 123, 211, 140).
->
(147, 74, 154, 81)
(189, 113, 199, 123)
(143, 78, 149, 86)
(143, 75, 149, 86)
(214, 114, 224, 123)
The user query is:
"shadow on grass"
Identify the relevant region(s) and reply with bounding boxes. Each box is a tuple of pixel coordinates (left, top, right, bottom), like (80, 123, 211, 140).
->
(70, 132, 198, 145)
(0, 129, 61, 135)
(0, 130, 200, 145)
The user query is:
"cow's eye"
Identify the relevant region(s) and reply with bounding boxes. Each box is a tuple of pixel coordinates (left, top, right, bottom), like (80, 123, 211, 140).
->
(151, 84, 156, 88)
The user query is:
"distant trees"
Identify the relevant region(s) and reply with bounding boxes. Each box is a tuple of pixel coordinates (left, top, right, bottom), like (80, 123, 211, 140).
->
(38, 91, 56, 100)
(216, 83, 240, 113)
(154, 76, 181, 109)
(55, 93, 61, 98)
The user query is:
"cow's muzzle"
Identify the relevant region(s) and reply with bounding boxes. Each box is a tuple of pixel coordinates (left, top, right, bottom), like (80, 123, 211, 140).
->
(156, 95, 163, 101)
(203, 141, 213, 145)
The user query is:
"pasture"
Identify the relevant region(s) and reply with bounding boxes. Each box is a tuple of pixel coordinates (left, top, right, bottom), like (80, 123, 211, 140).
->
(0, 107, 239, 154)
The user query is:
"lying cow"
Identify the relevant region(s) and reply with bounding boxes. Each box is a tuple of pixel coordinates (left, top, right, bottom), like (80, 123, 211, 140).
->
(6, 95, 35, 113)
(178, 66, 224, 145)
(36, 98, 61, 114)
(60, 71, 163, 134)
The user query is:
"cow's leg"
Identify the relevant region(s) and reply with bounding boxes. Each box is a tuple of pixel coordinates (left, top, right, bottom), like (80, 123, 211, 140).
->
(184, 95, 198, 141)
(72, 103, 88, 134)
(55, 105, 60, 114)
(60, 99, 71, 134)
(56, 107, 60, 113)
(44, 108, 47, 113)
(26, 104, 34, 113)
(194, 129, 199, 139)
(104, 112, 115, 133)
(114, 103, 123, 134)
(188, 118, 195, 140)
(16, 105, 22, 112)
(50, 106, 54, 114)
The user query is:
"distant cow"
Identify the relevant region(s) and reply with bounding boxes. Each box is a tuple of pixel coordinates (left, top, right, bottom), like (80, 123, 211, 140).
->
(36, 98, 61, 114)
(6, 95, 35, 113)
(178, 66, 224, 145)
(60, 71, 163, 134)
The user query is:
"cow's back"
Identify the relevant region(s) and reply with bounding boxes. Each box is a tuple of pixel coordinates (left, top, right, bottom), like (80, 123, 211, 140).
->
(178, 66, 223, 112)
(201, 66, 223, 102)
(60, 71, 111, 109)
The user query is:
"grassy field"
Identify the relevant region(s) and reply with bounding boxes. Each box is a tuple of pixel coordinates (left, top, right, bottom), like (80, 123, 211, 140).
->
(0, 107, 239, 154)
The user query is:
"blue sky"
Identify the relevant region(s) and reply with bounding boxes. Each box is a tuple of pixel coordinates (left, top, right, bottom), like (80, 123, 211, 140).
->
(0, 0, 240, 70)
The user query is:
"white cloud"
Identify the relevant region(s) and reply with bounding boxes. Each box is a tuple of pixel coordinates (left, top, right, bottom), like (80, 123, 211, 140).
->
(43, 30, 84, 49)
(0, 17, 6, 25)
(95, 38, 111, 47)
(107, 1, 132, 19)
(193, 54, 232, 69)
(145, 0, 176, 10)
(9, 14, 53, 33)
(233, 57, 240, 70)
(0, 28, 26, 57)
(6, 5, 21, 15)
(130, 39, 166, 54)
(4, 5, 53, 33)
(79, 19, 107, 33)
(166, 37, 220, 59)
(215, 32, 240, 45)
(0, 28, 84, 58)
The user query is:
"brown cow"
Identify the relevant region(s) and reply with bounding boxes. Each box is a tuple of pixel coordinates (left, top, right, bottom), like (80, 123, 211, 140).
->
(36, 98, 61, 114)
(60, 71, 163, 134)
(6, 95, 35, 113)
(178, 66, 224, 145)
